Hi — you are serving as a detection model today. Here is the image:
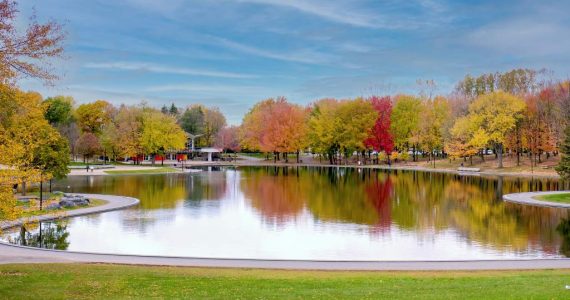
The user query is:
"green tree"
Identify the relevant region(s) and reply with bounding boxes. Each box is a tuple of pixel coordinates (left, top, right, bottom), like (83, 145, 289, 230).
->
(43, 96, 74, 126)
(555, 126, 570, 180)
(179, 105, 205, 135)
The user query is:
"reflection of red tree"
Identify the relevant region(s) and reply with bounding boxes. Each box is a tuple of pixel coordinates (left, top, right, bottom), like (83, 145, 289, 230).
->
(242, 175, 305, 225)
(365, 176, 393, 233)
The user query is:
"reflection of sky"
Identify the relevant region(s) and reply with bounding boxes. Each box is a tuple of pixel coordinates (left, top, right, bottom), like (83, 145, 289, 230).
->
(2, 170, 566, 260)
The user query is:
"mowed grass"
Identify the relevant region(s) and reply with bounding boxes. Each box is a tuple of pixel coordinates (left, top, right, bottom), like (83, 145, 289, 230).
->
(20, 199, 108, 218)
(104, 167, 180, 175)
(1, 264, 570, 299)
(535, 192, 570, 204)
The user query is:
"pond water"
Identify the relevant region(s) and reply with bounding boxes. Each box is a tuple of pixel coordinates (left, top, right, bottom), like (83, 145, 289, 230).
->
(3, 166, 570, 261)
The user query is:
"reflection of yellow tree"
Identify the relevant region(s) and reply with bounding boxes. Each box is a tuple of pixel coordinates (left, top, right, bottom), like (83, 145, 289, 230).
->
(389, 170, 566, 253)
(305, 168, 380, 225)
(77, 175, 188, 209)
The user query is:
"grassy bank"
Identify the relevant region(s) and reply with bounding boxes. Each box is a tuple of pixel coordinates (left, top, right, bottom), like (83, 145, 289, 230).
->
(104, 167, 180, 175)
(0, 264, 569, 299)
(20, 199, 107, 218)
(534, 193, 570, 204)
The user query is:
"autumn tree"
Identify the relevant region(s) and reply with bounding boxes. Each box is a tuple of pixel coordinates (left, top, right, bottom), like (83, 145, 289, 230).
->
(115, 105, 143, 161)
(455, 69, 545, 99)
(75, 100, 114, 134)
(308, 99, 342, 164)
(203, 107, 226, 147)
(0, 0, 65, 84)
(459, 91, 526, 168)
(390, 95, 422, 161)
(0, 84, 69, 195)
(214, 125, 241, 153)
(240, 97, 308, 162)
(76, 132, 101, 162)
(364, 96, 394, 162)
(418, 96, 450, 167)
(308, 98, 375, 164)
(140, 108, 187, 164)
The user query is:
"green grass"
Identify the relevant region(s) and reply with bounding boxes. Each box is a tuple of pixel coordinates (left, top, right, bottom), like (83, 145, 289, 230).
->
(534, 192, 570, 204)
(238, 152, 271, 159)
(0, 264, 569, 299)
(104, 167, 180, 175)
(20, 199, 108, 218)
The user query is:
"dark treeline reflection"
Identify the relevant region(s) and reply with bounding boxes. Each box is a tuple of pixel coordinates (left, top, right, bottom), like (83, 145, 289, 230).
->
(9, 222, 69, 250)
(50, 166, 570, 257)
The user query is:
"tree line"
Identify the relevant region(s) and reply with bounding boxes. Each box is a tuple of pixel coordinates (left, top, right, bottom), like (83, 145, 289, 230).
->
(236, 69, 570, 177)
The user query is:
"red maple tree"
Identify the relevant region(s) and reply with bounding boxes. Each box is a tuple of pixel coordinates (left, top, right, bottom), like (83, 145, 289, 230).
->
(364, 96, 394, 154)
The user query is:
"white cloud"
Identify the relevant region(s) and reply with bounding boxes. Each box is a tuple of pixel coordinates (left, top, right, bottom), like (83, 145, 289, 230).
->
(236, 0, 381, 28)
(84, 62, 257, 79)
(468, 18, 570, 56)
(213, 37, 335, 64)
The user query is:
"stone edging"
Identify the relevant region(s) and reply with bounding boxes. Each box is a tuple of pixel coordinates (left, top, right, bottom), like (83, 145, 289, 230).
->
(503, 191, 570, 209)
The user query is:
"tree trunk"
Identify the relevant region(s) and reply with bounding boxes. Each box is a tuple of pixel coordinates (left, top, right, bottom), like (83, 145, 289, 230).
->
(22, 181, 26, 196)
(497, 143, 504, 168)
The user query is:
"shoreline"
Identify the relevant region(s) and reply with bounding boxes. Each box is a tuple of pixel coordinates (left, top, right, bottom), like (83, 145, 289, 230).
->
(503, 191, 570, 209)
(0, 193, 140, 231)
(1, 193, 570, 270)
(68, 160, 562, 179)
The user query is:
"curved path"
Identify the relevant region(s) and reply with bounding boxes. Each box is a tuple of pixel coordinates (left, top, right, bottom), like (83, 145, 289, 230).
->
(2, 193, 570, 270)
(503, 191, 570, 209)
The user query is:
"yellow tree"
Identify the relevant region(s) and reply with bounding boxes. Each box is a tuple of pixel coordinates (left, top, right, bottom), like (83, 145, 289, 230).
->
(115, 105, 143, 161)
(308, 98, 342, 163)
(419, 96, 450, 167)
(446, 116, 478, 164)
(0, 84, 69, 199)
(335, 98, 376, 163)
(463, 91, 526, 168)
(75, 100, 115, 135)
(140, 108, 186, 164)
(390, 95, 422, 161)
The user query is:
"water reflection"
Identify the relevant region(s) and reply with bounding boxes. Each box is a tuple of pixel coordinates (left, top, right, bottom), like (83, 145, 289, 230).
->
(3, 167, 570, 260)
(7, 222, 69, 250)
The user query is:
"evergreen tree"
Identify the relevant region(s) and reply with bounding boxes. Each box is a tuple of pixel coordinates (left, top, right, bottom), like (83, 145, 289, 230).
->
(169, 103, 179, 116)
(556, 125, 570, 180)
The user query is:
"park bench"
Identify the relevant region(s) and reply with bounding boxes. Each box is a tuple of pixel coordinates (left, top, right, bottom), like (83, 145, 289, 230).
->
(457, 167, 480, 172)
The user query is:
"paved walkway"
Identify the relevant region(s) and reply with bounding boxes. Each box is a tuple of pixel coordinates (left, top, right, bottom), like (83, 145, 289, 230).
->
(2, 193, 570, 270)
(503, 191, 570, 209)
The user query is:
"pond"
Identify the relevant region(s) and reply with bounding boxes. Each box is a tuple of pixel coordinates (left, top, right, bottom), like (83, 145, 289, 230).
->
(3, 166, 570, 261)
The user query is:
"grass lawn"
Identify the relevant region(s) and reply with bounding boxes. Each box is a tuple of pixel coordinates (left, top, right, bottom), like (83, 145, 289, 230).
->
(239, 152, 271, 159)
(104, 167, 180, 175)
(0, 264, 569, 299)
(20, 199, 108, 218)
(534, 192, 570, 204)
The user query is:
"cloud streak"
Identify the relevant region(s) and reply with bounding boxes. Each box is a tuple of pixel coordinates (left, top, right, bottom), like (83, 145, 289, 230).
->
(84, 62, 257, 79)
(212, 37, 335, 64)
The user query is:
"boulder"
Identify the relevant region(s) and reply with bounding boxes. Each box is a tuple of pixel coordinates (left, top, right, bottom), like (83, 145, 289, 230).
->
(59, 200, 77, 208)
(45, 203, 61, 210)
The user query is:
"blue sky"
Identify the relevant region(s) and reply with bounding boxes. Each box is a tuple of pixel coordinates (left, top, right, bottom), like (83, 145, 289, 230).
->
(18, 0, 570, 124)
